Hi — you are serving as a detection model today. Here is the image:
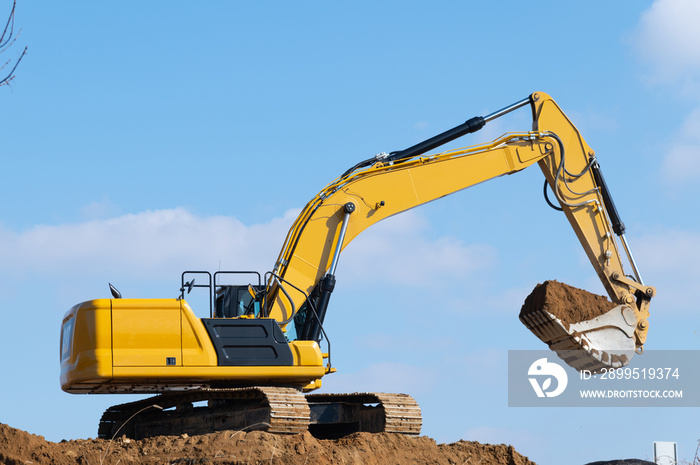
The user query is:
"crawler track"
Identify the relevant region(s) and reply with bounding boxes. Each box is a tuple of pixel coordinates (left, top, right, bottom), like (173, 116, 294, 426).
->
(98, 389, 421, 440)
(98, 387, 309, 439)
(306, 392, 422, 437)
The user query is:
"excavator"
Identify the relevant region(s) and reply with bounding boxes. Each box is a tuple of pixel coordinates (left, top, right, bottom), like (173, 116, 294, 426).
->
(60, 91, 655, 439)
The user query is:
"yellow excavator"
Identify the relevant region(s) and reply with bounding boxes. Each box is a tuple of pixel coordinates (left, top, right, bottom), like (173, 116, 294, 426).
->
(60, 92, 655, 439)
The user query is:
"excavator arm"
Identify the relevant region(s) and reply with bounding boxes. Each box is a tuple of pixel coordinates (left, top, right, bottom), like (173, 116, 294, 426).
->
(264, 91, 655, 371)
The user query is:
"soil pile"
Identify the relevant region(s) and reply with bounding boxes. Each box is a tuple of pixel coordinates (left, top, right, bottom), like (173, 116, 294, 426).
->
(0, 423, 659, 465)
(0, 423, 537, 465)
(520, 280, 615, 328)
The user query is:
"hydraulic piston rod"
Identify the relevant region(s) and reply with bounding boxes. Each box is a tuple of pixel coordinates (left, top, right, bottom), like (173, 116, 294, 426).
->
(387, 95, 532, 163)
(306, 202, 355, 342)
(328, 203, 355, 276)
(483, 96, 531, 122)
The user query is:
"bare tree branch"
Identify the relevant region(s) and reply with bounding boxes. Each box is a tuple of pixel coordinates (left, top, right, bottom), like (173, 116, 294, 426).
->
(0, 0, 16, 47)
(0, 0, 26, 87)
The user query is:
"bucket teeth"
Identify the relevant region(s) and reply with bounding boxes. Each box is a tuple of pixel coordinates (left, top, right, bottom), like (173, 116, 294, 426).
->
(520, 307, 635, 373)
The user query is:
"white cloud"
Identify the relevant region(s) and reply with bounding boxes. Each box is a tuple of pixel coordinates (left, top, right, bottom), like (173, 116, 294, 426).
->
(79, 197, 122, 220)
(633, 1, 700, 184)
(340, 210, 497, 287)
(0, 208, 299, 278)
(634, 229, 700, 311)
(662, 144, 700, 182)
(636, 229, 700, 274)
(633, 0, 700, 89)
(661, 107, 700, 182)
(0, 207, 494, 292)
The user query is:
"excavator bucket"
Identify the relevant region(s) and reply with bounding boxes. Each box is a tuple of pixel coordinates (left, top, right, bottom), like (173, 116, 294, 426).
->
(519, 280, 637, 373)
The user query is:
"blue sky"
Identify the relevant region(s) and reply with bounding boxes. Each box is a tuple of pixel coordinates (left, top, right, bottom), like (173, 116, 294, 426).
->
(2, 1, 700, 464)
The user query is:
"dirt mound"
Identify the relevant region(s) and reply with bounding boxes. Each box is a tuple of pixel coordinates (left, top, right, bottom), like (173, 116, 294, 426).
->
(520, 280, 615, 328)
(0, 422, 536, 465)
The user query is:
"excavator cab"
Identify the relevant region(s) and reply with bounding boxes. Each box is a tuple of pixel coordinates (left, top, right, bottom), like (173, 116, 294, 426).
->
(215, 282, 264, 318)
(180, 271, 266, 318)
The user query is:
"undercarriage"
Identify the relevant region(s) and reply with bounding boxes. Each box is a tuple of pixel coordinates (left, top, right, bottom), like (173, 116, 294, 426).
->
(97, 387, 422, 440)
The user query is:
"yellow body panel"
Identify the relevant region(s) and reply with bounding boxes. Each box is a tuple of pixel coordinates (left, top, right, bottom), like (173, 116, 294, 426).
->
(60, 298, 325, 394)
(60, 300, 113, 390)
(180, 301, 218, 366)
(112, 300, 182, 367)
